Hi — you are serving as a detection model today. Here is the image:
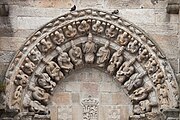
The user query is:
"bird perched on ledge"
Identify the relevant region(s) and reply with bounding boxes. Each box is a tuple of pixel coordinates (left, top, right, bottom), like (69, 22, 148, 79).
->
(70, 5, 76, 11)
(112, 9, 119, 14)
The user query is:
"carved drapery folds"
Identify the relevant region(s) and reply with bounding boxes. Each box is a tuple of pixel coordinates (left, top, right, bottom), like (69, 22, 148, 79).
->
(4, 9, 179, 119)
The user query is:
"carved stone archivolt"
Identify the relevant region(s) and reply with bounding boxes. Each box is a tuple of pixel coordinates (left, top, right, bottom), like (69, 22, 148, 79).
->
(4, 9, 179, 119)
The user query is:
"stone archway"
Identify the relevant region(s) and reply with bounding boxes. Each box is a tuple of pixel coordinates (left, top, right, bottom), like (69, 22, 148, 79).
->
(4, 9, 179, 120)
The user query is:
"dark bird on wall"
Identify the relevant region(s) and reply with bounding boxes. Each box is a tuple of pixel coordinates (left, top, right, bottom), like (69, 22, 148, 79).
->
(70, 5, 76, 11)
(112, 9, 119, 14)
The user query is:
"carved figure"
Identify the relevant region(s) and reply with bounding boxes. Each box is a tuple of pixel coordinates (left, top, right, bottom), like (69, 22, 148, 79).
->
(45, 61, 64, 82)
(157, 84, 169, 109)
(132, 100, 157, 117)
(124, 72, 146, 93)
(28, 47, 42, 64)
(105, 24, 117, 38)
(29, 85, 50, 104)
(127, 38, 141, 53)
(152, 70, 165, 86)
(21, 58, 35, 75)
(65, 24, 77, 38)
(92, 20, 104, 34)
(36, 73, 56, 94)
(130, 86, 153, 103)
(145, 57, 159, 75)
(78, 20, 90, 33)
(69, 41, 83, 66)
(117, 32, 130, 46)
(14, 70, 28, 88)
(23, 95, 49, 114)
(57, 47, 73, 73)
(137, 47, 149, 63)
(96, 41, 110, 67)
(116, 58, 136, 84)
(38, 37, 53, 53)
(107, 47, 124, 75)
(50, 30, 65, 45)
(83, 33, 96, 63)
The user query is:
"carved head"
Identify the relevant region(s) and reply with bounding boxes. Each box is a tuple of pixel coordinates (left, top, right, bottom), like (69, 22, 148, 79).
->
(104, 41, 110, 48)
(56, 46, 63, 54)
(117, 46, 125, 55)
(87, 33, 93, 42)
(81, 20, 87, 25)
(110, 25, 115, 30)
(67, 25, 73, 31)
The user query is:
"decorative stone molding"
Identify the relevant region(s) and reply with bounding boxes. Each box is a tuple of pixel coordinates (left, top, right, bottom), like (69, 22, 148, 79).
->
(2, 9, 179, 119)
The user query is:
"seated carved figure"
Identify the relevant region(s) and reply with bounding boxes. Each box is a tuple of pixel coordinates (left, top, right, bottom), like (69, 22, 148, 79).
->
(28, 47, 42, 64)
(105, 24, 117, 38)
(78, 20, 90, 33)
(124, 72, 146, 93)
(69, 41, 83, 66)
(116, 58, 136, 84)
(157, 84, 169, 109)
(117, 32, 130, 46)
(96, 41, 110, 67)
(45, 61, 64, 82)
(65, 25, 77, 38)
(50, 30, 65, 45)
(56, 47, 73, 73)
(83, 33, 96, 64)
(145, 57, 159, 74)
(131, 100, 157, 118)
(21, 58, 35, 75)
(127, 38, 140, 54)
(23, 95, 49, 115)
(107, 46, 124, 75)
(29, 85, 50, 105)
(130, 86, 153, 103)
(38, 37, 53, 53)
(36, 73, 56, 94)
(92, 20, 104, 34)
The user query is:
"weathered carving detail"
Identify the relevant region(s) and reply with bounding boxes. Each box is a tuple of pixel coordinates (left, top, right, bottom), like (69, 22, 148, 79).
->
(28, 47, 42, 64)
(45, 61, 64, 82)
(124, 72, 146, 94)
(96, 41, 110, 67)
(69, 40, 83, 66)
(56, 47, 73, 73)
(77, 20, 90, 34)
(23, 95, 49, 115)
(12, 85, 23, 108)
(36, 73, 56, 94)
(37, 37, 53, 53)
(81, 96, 99, 120)
(107, 47, 124, 75)
(64, 24, 77, 38)
(127, 38, 141, 54)
(29, 84, 50, 105)
(14, 70, 29, 88)
(50, 29, 65, 45)
(83, 33, 97, 64)
(21, 58, 36, 75)
(92, 20, 104, 34)
(116, 58, 136, 84)
(117, 32, 130, 46)
(157, 83, 169, 109)
(105, 24, 118, 38)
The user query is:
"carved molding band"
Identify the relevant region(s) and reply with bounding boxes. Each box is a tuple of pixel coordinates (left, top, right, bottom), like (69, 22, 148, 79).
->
(4, 9, 179, 119)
